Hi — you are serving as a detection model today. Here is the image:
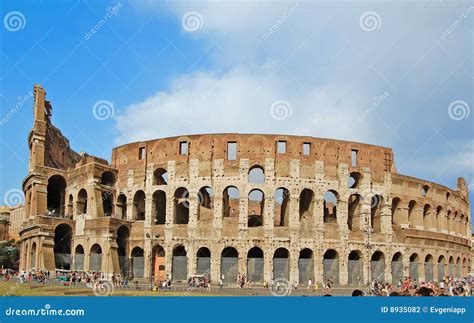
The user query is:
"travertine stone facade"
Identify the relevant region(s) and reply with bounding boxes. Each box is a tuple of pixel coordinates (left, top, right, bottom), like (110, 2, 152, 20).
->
(19, 85, 472, 286)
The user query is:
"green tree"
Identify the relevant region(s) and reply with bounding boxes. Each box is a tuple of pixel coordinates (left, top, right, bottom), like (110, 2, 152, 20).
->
(0, 240, 19, 270)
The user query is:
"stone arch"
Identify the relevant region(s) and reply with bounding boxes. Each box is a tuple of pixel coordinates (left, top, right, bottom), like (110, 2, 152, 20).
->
(116, 194, 127, 219)
(323, 190, 339, 223)
(174, 187, 189, 224)
(273, 247, 290, 279)
(223, 186, 240, 218)
(248, 189, 264, 227)
(247, 247, 264, 282)
(152, 245, 166, 282)
(153, 168, 168, 185)
(274, 188, 290, 227)
(100, 171, 116, 186)
(448, 256, 455, 277)
(30, 242, 37, 269)
(348, 172, 362, 189)
(298, 248, 314, 284)
(370, 195, 384, 234)
(408, 200, 417, 228)
(197, 186, 214, 221)
(73, 244, 84, 271)
(424, 254, 434, 281)
(130, 247, 144, 279)
(221, 247, 239, 283)
(54, 223, 73, 270)
(76, 188, 88, 215)
(436, 206, 444, 232)
(47, 175, 66, 216)
(455, 257, 461, 278)
(391, 197, 403, 225)
(348, 194, 362, 231)
(172, 245, 188, 281)
(117, 225, 130, 277)
(323, 249, 339, 285)
(348, 250, 363, 286)
(67, 194, 73, 216)
(437, 255, 446, 282)
(299, 189, 314, 220)
(391, 252, 403, 284)
(447, 210, 454, 233)
(423, 204, 433, 231)
(462, 258, 468, 276)
(89, 244, 102, 271)
(152, 190, 166, 224)
(248, 165, 265, 184)
(196, 247, 211, 276)
(409, 253, 420, 281)
(370, 251, 385, 282)
(133, 190, 146, 221)
(102, 191, 113, 217)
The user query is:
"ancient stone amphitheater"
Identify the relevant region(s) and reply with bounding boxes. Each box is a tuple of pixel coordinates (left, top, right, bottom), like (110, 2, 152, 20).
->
(19, 85, 472, 286)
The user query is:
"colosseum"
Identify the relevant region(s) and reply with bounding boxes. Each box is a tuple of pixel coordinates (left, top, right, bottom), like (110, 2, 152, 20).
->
(19, 85, 472, 287)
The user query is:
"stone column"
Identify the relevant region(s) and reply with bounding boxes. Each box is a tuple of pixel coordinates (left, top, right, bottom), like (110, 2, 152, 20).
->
(239, 196, 248, 238)
(289, 251, 298, 284)
(210, 246, 220, 282)
(339, 249, 348, 286)
(188, 244, 196, 277)
(264, 195, 274, 238)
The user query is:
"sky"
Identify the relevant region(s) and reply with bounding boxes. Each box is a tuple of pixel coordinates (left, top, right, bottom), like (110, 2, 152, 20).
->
(0, 0, 472, 217)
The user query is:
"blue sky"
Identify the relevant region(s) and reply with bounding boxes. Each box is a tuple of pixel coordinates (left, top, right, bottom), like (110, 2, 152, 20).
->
(0, 0, 472, 216)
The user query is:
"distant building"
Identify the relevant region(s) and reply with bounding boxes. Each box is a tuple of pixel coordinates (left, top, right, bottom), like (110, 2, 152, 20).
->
(0, 206, 11, 241)
(9, 205, 24, 241)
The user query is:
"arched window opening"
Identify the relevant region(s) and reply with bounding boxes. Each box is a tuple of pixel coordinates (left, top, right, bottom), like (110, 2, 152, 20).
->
(421, 185, 430, 197)
(348, 250, 363, 286)
(323, 249, 339, 285)
(248, 166, 265, 184)
(67, 194, 73, 216)
(299, 189, 314, 220)
(298, 248, 314, 284)
(348, 194, 362, 231)
(409, 254, 420, 281)
(54, 224, 73, 270)
(102, 191, 113, 216)
(323, 191, 338, 223)
(153, 168, 168, 185)
(273, 248, 290, 279)
(274, 188, 289, 227)
(196, 247, 211, 276)
(133, 190, 146, 221)
(370, 251, 385, 282)
(101, 171, 116, 186)
(248, 189, 264, 227)
(116, 194, 127, 219)
(221, 247, 239, 283)
(198, 186, 214, 221)
(371, 195, 384, 233)
(408, 200, 416, 228)
(47, 175, 66, 216)
(73, 244, 84, 271)
(117, 226, 130, 277)
(423, 204, 431, 230)
(391, 252, 403, 285)
(348, 172, 362, 189)
(247, 247, 264, 282)
(424, 255, 434, 282)
(172, 246, 188, 281)
(152, 191, 166, 224)
(89, 244, 102, 271)
(391, 198, 402, 225)
(76, 189, 88, 215)
(174, 188, 189, 224)
(131, 247, 144, 279)
(223, 186, 240, 218)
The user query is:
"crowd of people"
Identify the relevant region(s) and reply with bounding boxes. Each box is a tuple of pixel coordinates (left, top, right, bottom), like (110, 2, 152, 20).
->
(1, 268, 472, 296)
